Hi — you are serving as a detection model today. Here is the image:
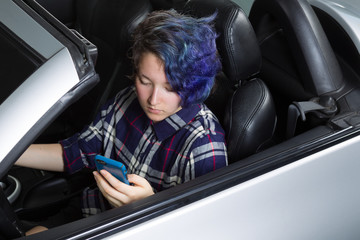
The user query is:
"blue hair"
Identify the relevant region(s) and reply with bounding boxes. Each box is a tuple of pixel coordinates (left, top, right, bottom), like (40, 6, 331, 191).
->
(131, 10, 221, 107)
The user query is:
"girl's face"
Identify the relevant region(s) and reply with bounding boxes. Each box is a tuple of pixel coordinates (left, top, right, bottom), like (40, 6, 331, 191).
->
(135, 52, 182, 123)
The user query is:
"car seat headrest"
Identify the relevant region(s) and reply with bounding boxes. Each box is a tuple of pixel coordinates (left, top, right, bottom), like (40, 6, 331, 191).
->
(184, 0, 262, 85)
(150, 0, 188, 10)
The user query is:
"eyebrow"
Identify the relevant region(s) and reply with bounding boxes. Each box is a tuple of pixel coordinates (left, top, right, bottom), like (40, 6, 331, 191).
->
(140, 74, 152, 81)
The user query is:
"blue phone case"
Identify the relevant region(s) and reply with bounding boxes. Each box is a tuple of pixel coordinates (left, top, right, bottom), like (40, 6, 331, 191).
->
(95, 155, 130, 185)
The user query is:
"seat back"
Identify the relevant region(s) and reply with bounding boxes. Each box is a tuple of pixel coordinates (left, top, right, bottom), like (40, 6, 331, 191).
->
(37, 0, 152, 142)
(249, 0, 360, 138)
(250, 0, 346, 100)
(56, 0, 152, 136)
(181, 0, 277, 162)
(77, 0, 152, 113)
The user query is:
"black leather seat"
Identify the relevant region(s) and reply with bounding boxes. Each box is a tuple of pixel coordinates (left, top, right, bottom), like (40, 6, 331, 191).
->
(178, 0, 277, 163)
(41, 0, 153, 141)
(75, 0, 152, 122)
(249, 0, 360, 138)
(250, 0, 346, 101)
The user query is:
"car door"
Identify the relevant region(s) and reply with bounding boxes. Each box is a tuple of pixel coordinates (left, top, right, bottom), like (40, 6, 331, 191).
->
(0, 0, 98, 238)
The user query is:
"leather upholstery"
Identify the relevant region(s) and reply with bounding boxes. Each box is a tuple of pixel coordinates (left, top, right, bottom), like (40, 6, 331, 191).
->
(150, 0, 187, 10)
(181, 0, 277, 162)
(76, 0, 152, 104)
(36, 0, 153, 143)
(224, 79, 276, 162)
(62, 0, 152, 133)
(250, 0, 345, 99)
(183, 0, 261, 84)
(249, 0, 360, 139)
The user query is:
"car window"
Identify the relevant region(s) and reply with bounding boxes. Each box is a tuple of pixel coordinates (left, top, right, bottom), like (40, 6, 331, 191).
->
(0, 24, 42, 105)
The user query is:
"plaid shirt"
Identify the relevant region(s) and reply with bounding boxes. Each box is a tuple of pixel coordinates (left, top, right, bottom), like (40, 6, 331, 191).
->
(60, 86, 227, 215)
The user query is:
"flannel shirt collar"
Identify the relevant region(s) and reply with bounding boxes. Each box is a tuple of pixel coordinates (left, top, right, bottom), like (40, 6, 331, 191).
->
(152, 104, 201, 141)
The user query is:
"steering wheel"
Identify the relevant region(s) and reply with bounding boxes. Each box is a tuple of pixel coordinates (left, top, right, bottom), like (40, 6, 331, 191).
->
(0, 175, 24, 238)
(1, 175, 21, 204)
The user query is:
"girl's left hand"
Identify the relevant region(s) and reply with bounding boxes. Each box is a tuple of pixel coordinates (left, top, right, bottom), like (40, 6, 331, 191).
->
(93, 170, 154, 208)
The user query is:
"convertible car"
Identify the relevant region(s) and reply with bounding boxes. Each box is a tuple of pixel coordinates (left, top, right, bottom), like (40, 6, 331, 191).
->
(1, 0, 360, 239)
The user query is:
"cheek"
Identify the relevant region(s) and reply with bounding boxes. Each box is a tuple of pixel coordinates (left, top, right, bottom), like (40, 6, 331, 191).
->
(167, 93, 182, 109)
(135, 85, 148, 101)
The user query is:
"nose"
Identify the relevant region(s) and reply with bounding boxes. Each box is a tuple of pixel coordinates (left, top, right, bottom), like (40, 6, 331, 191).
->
(148, 86, 160, 106)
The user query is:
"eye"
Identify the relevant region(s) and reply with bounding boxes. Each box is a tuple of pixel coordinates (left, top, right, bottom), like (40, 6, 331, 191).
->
(141, 81, 151, 86)
(165, 87, 176, 92)
(164, 84, 175, 92)
(138, 76, 151, 86)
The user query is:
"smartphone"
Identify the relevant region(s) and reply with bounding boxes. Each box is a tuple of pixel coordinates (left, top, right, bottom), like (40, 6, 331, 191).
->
(95, 155, 130, 185)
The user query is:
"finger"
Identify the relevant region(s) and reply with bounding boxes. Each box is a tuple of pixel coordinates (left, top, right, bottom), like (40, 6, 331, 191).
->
(127, 174, 154, 199)
(93, 171, 130, 205)
(127, 174, 147, 186)
(127, 174, 152, 189)
(100, 170, 136, 195)
(98, 185, 121, 207)
(99, 170, 129, 190)
(93, 171, 112, 196)
(93, 171, 112, 190)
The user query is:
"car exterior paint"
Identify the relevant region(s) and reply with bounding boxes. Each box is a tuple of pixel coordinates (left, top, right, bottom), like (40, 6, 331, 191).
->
(309, 0, 360, 53)
(0, 1, 81, 164)
(0, 48, 80, 163)
(106, 131, 360, 240)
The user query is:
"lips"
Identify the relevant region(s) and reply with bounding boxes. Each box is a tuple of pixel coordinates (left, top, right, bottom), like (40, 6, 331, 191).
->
(148, 107, 161, 114)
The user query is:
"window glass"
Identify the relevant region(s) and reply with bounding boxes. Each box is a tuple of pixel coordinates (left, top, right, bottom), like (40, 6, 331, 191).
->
(0, 23, 42, 105)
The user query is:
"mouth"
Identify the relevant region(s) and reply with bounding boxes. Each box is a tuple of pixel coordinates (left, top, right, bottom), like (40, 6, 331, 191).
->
(147, 107, 162, 114)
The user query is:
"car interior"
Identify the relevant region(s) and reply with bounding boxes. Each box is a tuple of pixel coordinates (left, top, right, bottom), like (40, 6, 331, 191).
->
(1, 0, 360, 238)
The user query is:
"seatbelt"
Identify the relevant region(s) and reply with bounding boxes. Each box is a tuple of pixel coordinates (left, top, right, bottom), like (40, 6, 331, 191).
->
(286, 96, 337, 139)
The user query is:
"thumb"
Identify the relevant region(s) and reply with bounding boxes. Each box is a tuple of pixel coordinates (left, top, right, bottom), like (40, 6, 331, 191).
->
(127, 174, 149, 187)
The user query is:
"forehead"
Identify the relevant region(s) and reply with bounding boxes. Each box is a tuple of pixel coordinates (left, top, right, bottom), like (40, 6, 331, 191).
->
(138, 52, 169, 82)
(138, 51, 163, 68)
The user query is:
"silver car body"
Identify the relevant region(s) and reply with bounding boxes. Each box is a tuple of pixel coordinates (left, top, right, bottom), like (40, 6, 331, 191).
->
(109, 134, 360, 240)
(0, 0, 80, 163)
(309, 0, 360, 53)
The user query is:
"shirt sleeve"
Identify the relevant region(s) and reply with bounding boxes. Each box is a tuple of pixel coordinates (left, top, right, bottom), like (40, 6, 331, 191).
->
(60, 131, 102, 174)
(60, 87, 136, 174)
(60, 101, 112, 174)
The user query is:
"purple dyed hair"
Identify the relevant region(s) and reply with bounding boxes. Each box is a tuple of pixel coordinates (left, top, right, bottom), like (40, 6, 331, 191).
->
(131, 9, 221, 107)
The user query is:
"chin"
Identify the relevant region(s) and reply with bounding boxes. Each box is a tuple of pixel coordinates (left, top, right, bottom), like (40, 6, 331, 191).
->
(147, 113, 165, 123)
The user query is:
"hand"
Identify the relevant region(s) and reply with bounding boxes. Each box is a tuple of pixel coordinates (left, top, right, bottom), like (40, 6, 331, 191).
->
(93, 170, 154, 208)
(25, 226, 48, 236)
